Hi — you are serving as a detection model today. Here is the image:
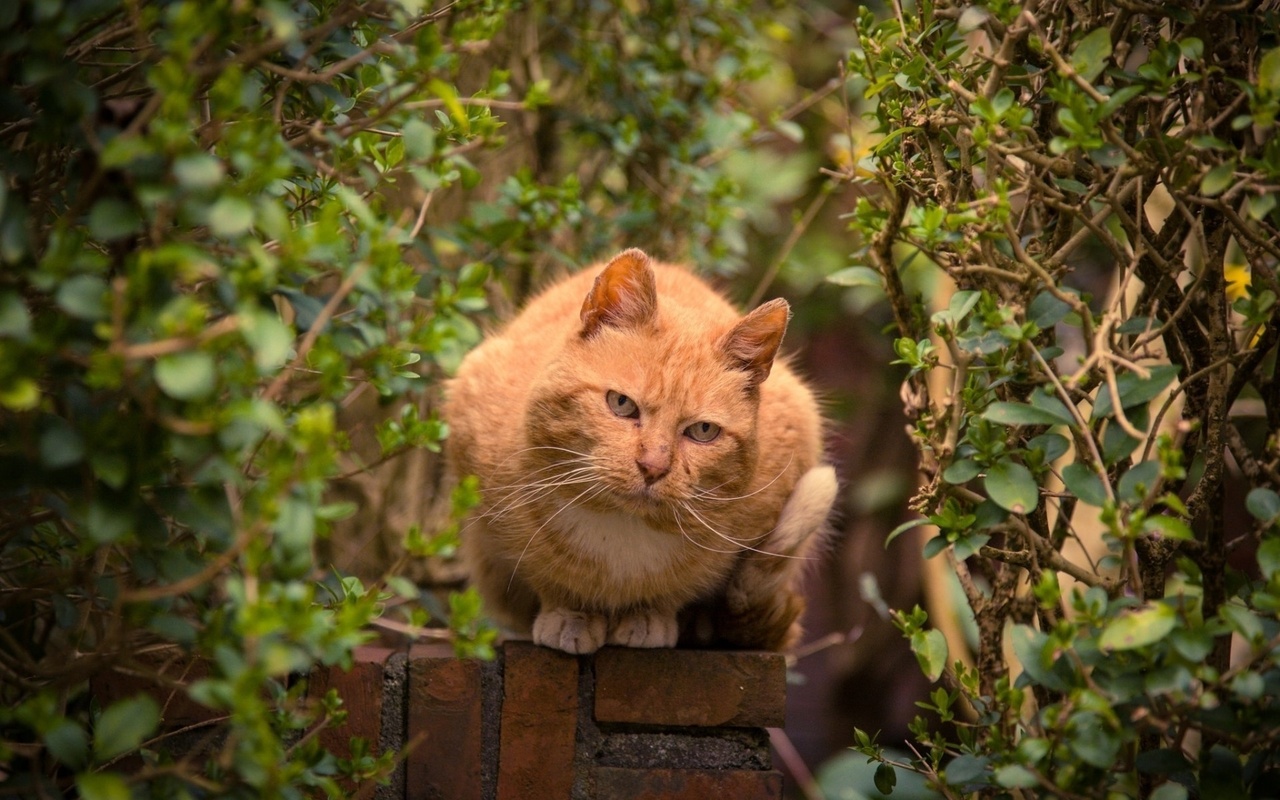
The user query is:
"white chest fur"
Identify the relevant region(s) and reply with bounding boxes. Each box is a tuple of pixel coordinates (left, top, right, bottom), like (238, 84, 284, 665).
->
(557, 506, 684, 582)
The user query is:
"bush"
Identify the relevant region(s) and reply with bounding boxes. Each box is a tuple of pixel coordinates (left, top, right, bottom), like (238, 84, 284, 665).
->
(840, 3, 1280, 797)
(0, 0, 820, 795)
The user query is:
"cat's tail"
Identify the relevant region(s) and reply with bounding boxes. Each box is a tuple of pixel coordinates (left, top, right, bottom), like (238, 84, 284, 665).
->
(712, 465, 838, 651)
(737, 464, 838, 596)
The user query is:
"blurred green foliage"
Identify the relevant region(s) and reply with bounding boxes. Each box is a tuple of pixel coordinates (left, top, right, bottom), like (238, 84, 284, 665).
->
(838, 2, 1280, 797)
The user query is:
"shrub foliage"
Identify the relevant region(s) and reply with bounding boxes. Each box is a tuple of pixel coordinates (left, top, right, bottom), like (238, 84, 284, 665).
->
(839, 2, 1280, 797)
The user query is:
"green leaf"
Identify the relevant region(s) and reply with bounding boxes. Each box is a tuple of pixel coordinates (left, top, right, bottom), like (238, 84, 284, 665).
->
(0, 291, 32, 339)
(994, 764, 1039, 789)
(885, 516, 928, 548)
(155, 351, 217, 400)
(1117, 316, 1159, 335)
(93, 695, 159, 761)
(1068, 712, 1121, 768)
(240, 308, 293, 372)
(985, 459, 1039, 514)
(0, 378, 40, 410)
(76, 773, 131, 800)
(1071, 28, 1113, 83)
(1091, 364, 1180, 420)
(922, 534, 949, 559)
(88, 198, 141, 241)
(1143, 515, 1193, 540)
(39, 420, 85, 469)
(953, 532, 989, 561)
(402, 118, 438, 159)
(45, 719, 89, 769)
(428, 78, 470, 134)
(874, 762, 897, 795)
(983, 401, 1070, 427)
(1099, 602, 1176, 651)
(1062, 463, 1108, 507)
(1246, 487, 1280, 525)
(172, 153, 225, 190)
(1027, 290, 1071, 329)
(1247, 193, 1276, 221)
(207, 195, 255, 237)
(1009, 623, 1072, 692)
(1099, 85, 1146, 117)
(1028, 389, 1076, 425)
(942, 458, 980, 484)
(1150, 783, 1189, 800)
(1219, 602, 1263, 644)
(1260, 46, 1280, 93)
(827, 266, 883, 288)
(945, 754, 989, 786)
(1118, 460, 1160, 505)
(85, 499, 132, 544)
(56, 275, 109, 321)
(910, 627, 948, 682)
(1027, 432, 1069, 463)
(1200, 160, 1236, 197)
(933, 290, 981, 326)
(1259, 538, 1280, 580)
(1169, 627, 1213, 661)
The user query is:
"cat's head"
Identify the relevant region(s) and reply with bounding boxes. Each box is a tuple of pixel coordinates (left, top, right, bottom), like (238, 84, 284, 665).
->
(525, 248, 789, 523)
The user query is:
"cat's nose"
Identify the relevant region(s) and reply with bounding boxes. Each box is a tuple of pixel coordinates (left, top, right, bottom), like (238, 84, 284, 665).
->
(636, 454, 670, 484)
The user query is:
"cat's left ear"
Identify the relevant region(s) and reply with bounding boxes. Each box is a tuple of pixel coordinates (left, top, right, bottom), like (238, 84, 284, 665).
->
(580, 248, 658, 337)
(722, 298, 790, 387)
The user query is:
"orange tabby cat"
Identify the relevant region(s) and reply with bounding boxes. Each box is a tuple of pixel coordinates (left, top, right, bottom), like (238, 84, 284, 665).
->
(444, 248, 836, 653)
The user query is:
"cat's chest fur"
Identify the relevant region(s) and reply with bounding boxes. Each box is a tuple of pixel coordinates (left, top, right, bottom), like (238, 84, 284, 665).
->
(556, 506, 685, 582)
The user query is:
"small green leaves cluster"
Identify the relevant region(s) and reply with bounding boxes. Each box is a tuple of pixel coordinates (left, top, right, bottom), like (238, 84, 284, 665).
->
(838, 2, 1280, 797)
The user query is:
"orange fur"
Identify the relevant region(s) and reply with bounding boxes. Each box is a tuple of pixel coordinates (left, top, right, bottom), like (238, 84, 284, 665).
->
(444, 248, 835, 653)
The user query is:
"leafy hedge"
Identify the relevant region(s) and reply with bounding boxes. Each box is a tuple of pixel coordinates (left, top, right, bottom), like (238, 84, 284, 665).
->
(838, 2, 1280, 798)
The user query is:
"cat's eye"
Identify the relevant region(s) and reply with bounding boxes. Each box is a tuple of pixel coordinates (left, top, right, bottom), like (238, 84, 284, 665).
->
(684, 421, 721, 443)
(606, 390, 639, 419)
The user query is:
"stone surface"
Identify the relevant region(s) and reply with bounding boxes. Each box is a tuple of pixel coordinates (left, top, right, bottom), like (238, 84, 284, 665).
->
(594, 648, 786, 728)
(407, 643, 484, 800)
(497, 642, 579, 800)
(592, 767, 784, 799)
(377, 651, 408, 800)
(596, 730, 770, 770)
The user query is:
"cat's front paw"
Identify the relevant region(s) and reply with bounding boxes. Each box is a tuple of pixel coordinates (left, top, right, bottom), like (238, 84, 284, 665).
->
(608, 610, 679, 648)
(533, 608, 607, 654)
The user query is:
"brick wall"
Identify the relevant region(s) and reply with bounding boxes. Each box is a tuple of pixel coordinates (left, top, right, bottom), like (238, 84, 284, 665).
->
(96, 642, 786, 799)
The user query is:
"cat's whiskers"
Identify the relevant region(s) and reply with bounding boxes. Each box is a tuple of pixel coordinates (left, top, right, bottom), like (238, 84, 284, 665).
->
(507, 483, 608, 593)
(690, 454, 795, 502)
(676, 500, 809, 560)
(481, 464, 601, 497)
(491, 445, 604, 473)
(672, 506, 742, 555)
(482, 464, 602, 522)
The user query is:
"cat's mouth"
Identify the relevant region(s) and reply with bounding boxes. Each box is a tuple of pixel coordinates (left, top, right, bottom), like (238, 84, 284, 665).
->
(601, 484, 674, 517)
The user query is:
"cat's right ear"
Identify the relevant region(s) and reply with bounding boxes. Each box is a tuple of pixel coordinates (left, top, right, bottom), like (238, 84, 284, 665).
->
(721, 298, 790, 387)
(580, 248, 658, 338)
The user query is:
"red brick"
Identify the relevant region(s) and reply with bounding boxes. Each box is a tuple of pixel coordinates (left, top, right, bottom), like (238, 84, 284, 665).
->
(594, 649, 785, 728)
(90, 653, 217, 729)
(307, 645, 394, 758)
(593, 767, 783, 799)
(407, 643, 484, 800)
(497, 642, 579, 800)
